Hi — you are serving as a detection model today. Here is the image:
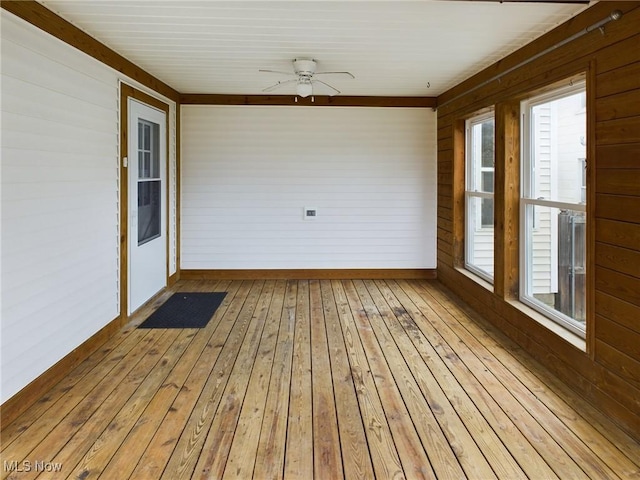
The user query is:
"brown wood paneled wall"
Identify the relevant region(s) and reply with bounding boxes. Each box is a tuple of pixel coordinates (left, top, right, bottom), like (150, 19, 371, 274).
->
(436, 1, 640, 440)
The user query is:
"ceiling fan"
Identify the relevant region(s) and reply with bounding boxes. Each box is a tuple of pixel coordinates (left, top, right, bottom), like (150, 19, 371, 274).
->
(260, 58, 354, 97)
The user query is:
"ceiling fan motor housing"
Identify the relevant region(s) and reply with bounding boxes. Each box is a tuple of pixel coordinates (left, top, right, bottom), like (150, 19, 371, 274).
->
(293, 58, 317, 76)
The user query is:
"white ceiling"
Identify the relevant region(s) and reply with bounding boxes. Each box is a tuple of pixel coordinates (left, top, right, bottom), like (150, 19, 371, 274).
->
(40, 1, 590, 97)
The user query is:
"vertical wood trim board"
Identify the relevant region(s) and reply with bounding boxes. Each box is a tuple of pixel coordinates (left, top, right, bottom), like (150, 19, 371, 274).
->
(181, 105, 438, 271)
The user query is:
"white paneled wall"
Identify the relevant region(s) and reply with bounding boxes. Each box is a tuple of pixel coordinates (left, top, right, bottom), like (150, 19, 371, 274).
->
(0, 12, 119, 403)
(181, 106, 437, 270)
(0, 12, 177, 403)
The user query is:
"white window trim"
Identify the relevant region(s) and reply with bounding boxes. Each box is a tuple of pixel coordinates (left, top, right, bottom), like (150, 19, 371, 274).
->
(520, 80, 587, 338)
(464, 111, 495, 284)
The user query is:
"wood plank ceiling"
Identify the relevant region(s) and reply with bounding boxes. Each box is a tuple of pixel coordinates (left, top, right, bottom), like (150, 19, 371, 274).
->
(40, 0, 588, 96)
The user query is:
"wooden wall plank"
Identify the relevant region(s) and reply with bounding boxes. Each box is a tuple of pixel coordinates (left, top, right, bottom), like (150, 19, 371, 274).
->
(596, 143, 640, 169)
(596, 61, 640, 98)
(596, 116, 640, 145)
(596, 218, 640, 250)
(595, 317, 640, 364)
(595, 194, 640, 223)
(595, 339, 640, 391)
(596, 168, 640, 197)
(595, 291, 640, 333)
(595, 267, 640, 308)
(596, 90, 640, 122)
(595, 33, 640, 73)
(596, 242, 640, 278)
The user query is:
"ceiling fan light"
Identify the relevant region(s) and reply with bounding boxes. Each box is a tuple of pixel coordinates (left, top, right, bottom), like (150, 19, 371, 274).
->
(297, 81, 313, 98)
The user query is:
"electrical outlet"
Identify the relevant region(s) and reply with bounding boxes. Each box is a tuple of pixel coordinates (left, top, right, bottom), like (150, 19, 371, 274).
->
(304, 207, 317, 220)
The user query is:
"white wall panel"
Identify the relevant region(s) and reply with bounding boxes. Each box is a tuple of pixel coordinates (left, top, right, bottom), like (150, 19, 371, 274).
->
(181, 105, 437, 270)
(0, 12, 121, 403)
(0, 12, 177, 404)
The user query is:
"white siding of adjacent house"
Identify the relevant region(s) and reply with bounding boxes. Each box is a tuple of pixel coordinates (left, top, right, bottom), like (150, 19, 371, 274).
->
(181, 106, 437, 270)
(470, 228, 494, 274)
(530, 95, 585, 297)
(0, 11, 177, 403)
(468, 122, 495, 277)
(531, 105, 555, 295)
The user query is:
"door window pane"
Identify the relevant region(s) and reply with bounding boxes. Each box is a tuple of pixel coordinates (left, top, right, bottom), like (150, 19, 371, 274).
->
(138, 120, 160, 180)
(138, 180, 161, 245)
(137, 119, 161, 245)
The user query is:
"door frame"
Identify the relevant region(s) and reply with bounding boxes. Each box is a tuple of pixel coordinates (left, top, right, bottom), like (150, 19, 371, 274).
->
(119, 83, 171, 317)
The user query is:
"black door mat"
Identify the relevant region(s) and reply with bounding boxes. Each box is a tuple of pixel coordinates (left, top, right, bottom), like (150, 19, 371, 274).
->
(138, 292, 227, 329)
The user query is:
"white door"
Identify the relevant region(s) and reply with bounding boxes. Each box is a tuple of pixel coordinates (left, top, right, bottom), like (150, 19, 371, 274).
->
(128, 99, 166, 314)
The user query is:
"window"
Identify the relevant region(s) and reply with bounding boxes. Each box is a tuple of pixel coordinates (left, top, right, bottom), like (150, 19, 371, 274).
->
(137, 119, 161, 245)
(465, 112, 495, 282)
(521, 81, 586, 336)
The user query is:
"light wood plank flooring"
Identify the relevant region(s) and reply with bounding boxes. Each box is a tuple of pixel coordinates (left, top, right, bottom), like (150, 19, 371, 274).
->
(1, 279, 639, 479)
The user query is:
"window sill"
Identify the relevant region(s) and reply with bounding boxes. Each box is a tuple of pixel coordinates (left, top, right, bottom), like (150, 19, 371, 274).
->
(455, 267, 494, 293)
(506, 299, 586, 352)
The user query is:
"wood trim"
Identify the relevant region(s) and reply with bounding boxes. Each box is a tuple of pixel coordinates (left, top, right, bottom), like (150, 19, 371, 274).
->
(587, 59, 597, 359)
(0, 0, 179, 103)
(175, 103, 182, 281)
(119, 86, 130, 320)
(165, 105, 171, 291)
(179, 94, 437, 108)
(168, 272, 179, 288)
(180, 269, 437, 281)
(0, 313, 126, 428)
(494, 100, 520, 300)
(120, 84, 172, 317)
(122, 86, 171, 114)
(452, 120, 466, 268)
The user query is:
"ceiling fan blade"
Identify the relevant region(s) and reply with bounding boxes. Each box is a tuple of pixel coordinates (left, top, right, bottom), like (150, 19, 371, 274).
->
(262, 78, 298, 92)
(315, 71, 355, 79)
(313, 79, 341, 96)
(259, 69, 296, 76)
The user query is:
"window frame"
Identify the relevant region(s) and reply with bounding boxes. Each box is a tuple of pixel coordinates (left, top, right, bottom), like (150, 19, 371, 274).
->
(464, 111, 495, 284)
(519, 80, 587, 338)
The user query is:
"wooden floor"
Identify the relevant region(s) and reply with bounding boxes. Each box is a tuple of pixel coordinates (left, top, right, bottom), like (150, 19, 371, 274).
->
(1, 279, 639, 480)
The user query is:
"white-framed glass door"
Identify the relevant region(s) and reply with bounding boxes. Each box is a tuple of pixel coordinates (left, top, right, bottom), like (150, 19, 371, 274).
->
(128, 99, 167, 314)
